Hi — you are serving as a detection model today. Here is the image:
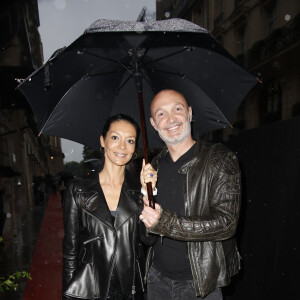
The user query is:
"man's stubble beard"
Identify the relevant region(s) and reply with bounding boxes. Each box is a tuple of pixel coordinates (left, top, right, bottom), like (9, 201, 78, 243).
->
(156, 116, 192, 146)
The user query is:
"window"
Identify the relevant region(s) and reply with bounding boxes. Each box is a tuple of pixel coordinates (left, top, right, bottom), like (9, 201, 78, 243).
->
(266, 3, 276, 33)
(191, 9, 201, 25)
(205, 0, 210, 30)
(235, 26, 246, 55)
(260, 80, 282, 124)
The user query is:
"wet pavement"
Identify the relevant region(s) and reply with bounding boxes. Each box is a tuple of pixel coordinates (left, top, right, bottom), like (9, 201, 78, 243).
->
(0, 197, 47, 300)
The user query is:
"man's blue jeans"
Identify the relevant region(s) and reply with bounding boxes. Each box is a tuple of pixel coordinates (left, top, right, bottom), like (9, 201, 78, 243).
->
(147, 266, 223, 300)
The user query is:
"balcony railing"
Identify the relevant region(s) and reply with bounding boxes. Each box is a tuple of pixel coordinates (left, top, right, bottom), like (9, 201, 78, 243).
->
(237, 13, 300, 69)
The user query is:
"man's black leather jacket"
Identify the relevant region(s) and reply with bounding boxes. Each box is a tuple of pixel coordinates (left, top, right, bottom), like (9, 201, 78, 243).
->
(147, 140, 241, 298)
(62, 170, 151, 299)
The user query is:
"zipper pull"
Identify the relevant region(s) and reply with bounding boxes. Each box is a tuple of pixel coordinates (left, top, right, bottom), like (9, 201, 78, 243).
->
(132, 285, 136, 294)
(160, 234, 164, 244)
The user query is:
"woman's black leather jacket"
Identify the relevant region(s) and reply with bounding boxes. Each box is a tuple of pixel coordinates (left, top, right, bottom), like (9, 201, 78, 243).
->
(62, 170, 152, 299)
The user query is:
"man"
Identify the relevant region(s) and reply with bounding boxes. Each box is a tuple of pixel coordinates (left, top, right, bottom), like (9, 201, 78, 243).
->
(140, 89, 241, 299)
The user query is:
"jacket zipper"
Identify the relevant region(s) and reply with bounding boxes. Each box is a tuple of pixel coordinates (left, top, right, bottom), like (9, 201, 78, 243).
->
(131, 214, 137, 295)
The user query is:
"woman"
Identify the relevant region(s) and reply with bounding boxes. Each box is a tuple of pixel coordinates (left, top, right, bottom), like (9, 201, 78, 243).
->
(62, 114, 157, 300)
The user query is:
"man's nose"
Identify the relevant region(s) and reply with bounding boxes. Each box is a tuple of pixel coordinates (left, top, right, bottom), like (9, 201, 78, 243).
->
(168, 112, 176, 123)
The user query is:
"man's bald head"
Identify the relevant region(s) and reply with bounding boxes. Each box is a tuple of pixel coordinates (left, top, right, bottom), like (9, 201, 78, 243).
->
(150, 89, 189, 118)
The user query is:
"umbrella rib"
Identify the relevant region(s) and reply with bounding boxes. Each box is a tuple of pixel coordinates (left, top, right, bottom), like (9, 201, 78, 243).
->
(81, 49, 120, 64)
(115, 73, 134, 95)
(144, 47, 192, 65)
(212, 105, 233, 128)
(81, 49, 132, 72)
(87, 70, 125, 78)
(143, 66, 185, 79)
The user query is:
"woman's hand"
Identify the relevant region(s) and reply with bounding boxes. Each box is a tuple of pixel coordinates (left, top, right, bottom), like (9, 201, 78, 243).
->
(139, 196, 161, 228)
(140, 159, 157, 191)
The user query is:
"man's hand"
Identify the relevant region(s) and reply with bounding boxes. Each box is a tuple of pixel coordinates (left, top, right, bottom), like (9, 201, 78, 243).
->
(139, 196, 161, 228)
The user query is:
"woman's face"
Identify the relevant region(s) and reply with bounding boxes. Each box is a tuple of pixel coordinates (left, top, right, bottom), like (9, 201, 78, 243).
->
(100, 120, 137, 167)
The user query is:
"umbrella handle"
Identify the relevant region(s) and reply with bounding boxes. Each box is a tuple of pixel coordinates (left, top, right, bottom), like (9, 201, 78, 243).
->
(136, 83, 155, 209)
(146, 182, 155, 209)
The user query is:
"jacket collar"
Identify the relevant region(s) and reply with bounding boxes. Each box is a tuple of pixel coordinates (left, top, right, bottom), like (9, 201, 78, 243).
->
(78, 170, 141, 229)
(152, 140, 206, 174)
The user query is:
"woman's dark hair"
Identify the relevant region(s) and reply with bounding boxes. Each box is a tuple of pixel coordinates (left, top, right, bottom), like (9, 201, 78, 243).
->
(101, 114, 140, 144)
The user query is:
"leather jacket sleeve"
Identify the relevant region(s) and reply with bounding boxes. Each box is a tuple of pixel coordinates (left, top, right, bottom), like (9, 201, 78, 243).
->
(62, 181, 80, 290)
(148, 149, 241, 242)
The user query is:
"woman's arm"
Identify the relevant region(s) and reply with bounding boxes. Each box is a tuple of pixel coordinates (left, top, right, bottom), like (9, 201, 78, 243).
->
(62, 181, 80, 290)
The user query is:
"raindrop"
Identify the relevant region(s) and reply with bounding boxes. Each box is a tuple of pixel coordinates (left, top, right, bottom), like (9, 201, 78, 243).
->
(134, 23, 145, 34)
(179, 73, 186, 79)
(164, 11, 170, 18)
(285, 14, 291, 21)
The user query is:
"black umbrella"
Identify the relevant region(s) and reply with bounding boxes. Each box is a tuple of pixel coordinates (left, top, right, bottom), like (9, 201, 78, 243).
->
(18, 18, 257, 207)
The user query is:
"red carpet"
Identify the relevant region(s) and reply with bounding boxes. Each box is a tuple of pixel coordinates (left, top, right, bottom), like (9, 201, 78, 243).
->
(23, 192, 64, 300)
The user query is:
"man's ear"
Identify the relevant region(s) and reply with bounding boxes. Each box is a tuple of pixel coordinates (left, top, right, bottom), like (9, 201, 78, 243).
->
(150, 118, 158, 131)
(188, 107, 192, 122)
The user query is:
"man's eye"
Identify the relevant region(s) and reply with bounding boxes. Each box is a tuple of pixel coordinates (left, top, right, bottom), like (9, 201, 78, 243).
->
(176, 107, 182, 111)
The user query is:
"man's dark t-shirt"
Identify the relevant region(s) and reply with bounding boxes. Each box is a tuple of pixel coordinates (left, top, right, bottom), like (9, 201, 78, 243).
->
(153, 144, 196, 280)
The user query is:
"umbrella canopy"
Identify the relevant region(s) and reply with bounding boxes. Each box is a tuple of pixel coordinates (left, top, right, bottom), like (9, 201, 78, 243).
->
(18, 18, 257, 151)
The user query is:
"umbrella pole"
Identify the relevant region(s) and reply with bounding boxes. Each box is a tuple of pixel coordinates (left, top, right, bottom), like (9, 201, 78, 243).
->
(137, 89, 155, 209)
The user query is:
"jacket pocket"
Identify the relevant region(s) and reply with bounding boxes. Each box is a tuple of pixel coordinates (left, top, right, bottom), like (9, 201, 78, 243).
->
(80, 236, 102, 263)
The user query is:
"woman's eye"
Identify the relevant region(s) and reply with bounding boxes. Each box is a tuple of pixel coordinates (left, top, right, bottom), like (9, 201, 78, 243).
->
(127, 139, 135, 144)
(111, 135, 118, 140)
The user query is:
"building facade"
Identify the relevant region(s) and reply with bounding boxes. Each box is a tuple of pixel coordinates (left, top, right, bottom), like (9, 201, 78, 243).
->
(156, 0, 300, 140)
(0, 0, 64, 240)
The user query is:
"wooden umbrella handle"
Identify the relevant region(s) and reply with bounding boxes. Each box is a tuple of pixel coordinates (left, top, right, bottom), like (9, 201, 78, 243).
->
(137, 88, 155, 209)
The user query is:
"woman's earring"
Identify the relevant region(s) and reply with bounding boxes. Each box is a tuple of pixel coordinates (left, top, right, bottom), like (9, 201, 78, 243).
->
(132, 153, 137, 159)
(100, 146, 104, 153)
